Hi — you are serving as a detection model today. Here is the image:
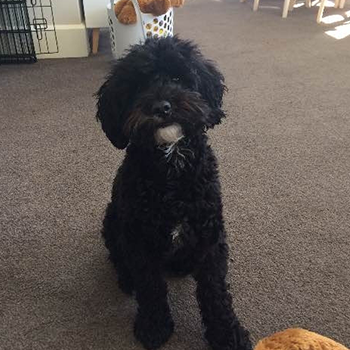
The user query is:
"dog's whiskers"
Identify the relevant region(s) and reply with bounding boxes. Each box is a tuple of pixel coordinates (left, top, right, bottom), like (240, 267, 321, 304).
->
(158, 137, 196, 176)
(161, 136, 185, 161)
(178, 146, 195, 159)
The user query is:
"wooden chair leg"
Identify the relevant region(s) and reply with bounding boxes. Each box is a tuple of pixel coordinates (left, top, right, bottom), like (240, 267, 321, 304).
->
(92, 28, 100, 55)
(334, 0, 340, 8)
(317, 0, 327, 22)
(338, 0, 345, 8)
(253, 0, 260, 11)
(283, 0, 292, 17)
(305, 0, 312, 8)
(240, 0, 247, 3)
(289, 0, 296, 11)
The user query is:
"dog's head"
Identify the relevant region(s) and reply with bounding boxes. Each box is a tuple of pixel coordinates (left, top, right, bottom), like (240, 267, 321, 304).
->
(96, 36, 226, 150)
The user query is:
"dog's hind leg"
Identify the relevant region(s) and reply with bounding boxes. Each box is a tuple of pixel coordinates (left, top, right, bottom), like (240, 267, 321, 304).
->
(193, 242, 252, 350)
(102, 202, 134, 295)
(109, 248, 134, 295)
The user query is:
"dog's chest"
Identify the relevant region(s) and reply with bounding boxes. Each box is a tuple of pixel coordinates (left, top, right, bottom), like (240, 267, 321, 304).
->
(157, 139, 196, 176)
(161, 175, 197, 212)
(170, 224, 182, 246)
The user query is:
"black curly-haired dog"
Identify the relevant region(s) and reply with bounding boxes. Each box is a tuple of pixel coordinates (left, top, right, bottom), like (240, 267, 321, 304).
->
(96, 36, 251, 350)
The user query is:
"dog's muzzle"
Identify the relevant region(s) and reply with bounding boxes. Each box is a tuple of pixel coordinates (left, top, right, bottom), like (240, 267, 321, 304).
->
(155, 124, 183, 145)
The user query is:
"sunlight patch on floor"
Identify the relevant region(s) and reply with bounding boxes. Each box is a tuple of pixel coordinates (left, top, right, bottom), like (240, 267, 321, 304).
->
(322, 9, 350, 24)
(320, 0, 338, 6)
(259, 5, 281, 9)
(293, 0, 325, 8)
(325, 22, 350, 39)
(321, 14, 345, 23)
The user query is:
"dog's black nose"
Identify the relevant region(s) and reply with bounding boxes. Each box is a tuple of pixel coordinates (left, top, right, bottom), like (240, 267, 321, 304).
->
(152, 101, 172, 116)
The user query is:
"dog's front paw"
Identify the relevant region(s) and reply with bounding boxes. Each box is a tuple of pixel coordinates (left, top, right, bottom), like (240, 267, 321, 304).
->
(134, 312, 174, 350)
(207, 326, 252, 350)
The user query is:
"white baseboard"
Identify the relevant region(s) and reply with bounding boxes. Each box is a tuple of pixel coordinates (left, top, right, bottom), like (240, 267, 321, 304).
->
(36, 23, 90, 59)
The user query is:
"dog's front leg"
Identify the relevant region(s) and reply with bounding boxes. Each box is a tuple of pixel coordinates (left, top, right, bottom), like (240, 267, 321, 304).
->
(128, 246, 174, 350)
(193, 241, 251, 350)
(187, 184, 252, 350)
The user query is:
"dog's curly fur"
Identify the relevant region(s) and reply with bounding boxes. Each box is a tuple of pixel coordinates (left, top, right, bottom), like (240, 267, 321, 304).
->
(96, 36, 251, 350)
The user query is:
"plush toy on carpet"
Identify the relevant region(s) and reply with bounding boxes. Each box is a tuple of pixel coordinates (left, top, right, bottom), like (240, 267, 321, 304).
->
(255, 329, 349, 350)
(115, 0, 184, 24)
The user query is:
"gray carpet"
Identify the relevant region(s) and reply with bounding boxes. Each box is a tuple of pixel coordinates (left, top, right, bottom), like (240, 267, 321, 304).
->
(1, 0, 349, 349)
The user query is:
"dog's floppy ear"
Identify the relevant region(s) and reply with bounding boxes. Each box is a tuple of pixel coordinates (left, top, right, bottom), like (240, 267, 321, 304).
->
(96, 63, 134, 149)
(194, 56, 226, 128)
(171, 37, 226, 128)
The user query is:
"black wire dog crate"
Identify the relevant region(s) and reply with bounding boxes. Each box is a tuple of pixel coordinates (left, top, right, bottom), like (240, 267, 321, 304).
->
(0, 0, 58, 64)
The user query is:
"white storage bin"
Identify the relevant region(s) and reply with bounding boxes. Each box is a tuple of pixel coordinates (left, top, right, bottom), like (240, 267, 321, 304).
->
(107, 0, 173, 59)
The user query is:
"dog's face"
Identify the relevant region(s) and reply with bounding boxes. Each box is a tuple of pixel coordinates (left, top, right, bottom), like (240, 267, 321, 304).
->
(96, 37, 226, 150)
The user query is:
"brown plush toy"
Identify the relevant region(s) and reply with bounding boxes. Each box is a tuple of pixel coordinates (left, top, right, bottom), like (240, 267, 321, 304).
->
(114, 0, 184, 24)
(255, 329, 349, 350)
